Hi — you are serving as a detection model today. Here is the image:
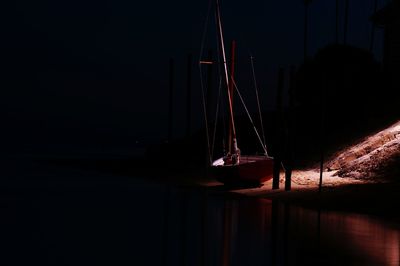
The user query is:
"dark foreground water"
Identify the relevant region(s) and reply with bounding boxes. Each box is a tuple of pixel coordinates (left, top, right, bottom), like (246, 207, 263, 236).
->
(1, 160, 399, 265)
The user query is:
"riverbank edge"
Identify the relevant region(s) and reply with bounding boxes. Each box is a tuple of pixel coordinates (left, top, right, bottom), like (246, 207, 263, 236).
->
(246, 181, 400, 224)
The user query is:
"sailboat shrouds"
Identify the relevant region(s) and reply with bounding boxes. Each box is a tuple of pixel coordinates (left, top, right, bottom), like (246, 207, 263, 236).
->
(200, 0, 274, 185)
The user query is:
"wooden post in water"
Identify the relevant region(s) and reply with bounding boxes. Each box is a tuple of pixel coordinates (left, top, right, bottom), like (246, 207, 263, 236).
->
(222, 201, 232, 266)
(181, 191, 187, 266)
(206, 50, 213, 120)
(162, 186, 171, 266)
(186, 54, 192, 138)
(319, 73, 327, 193)
(283, 203, 290, 266)
(285, 66, 296, 191)
(168, 58, 174, 143)
(319, 144, 324, 193)
(201, 189, 208, 266)
(273, 68, 285, 190)
(271, 201, 279, 265)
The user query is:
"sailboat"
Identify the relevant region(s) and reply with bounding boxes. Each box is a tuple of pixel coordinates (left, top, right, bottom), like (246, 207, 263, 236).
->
(200, 0, 274, 186)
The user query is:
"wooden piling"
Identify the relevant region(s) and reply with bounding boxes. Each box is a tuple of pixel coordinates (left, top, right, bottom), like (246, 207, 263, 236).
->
(273, 68, 285, 190)
(271, 201, 279, 265)
(222, 201, 232, 266)
(319, 73, 327, 193)
(181, 191, 187, 266)
(201, 189, 208, 266)
(168, 58, 174, 143)
(285, 66, 296, 191)
(186, 54, 192, 138)
(206, 50, 213, 119)
(162, 186, 171, 266)
(283, 203, 290, 266)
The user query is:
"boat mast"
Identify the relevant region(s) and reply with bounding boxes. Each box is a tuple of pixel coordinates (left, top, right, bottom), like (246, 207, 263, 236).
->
(228, 40, 236, 155)
(215, 0, 239, 157)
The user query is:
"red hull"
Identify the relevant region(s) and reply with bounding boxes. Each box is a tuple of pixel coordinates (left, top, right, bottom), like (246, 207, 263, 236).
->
(211, 155, 274, 185)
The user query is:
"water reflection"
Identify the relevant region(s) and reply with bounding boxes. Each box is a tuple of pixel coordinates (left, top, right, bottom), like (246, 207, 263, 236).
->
(318, 211, 400, 266)
(2, 178, 399, 266)
(164, 188, 400, 266)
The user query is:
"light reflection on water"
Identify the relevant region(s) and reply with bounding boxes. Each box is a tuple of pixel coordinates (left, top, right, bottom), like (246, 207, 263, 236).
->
(2, 173, 399, 266)
(164, 188, 400, 266)
(318, 211, 399, 266)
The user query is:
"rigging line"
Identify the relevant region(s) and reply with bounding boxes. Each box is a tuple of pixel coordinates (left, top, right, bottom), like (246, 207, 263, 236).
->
(199, 0, 213, 63)
(199, 68, 212, 165)
(213, 5, 227, 157)
(220, 89, 227, 155)
(281, 161, 286, 172)
(211, 77, 223, 160)
(250, 55, 267, 148)
(198, 0, 214, 165)
(231, 78, 270, 156)
(220, 82, 227, 155)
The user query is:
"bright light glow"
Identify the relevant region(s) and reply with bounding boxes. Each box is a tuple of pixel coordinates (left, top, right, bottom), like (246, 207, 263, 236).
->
(212, 157, 225, 166)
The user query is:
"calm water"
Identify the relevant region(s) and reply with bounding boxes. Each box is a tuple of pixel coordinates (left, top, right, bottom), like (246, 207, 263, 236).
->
(1, 160, 399, 265)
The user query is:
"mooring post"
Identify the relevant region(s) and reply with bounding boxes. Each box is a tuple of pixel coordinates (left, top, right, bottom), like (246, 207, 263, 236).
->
(273, 68, 285, 190)
(319, 145, 324, 193)
(168, 58, 174, 143)
(285, 66, 296, 191)
(319, 73, 327, 193)
(186, 54, 192, 138)
(206, 50, 213, 120)
(283, 203, 290, 266)
(222, 201, 232, 266)
(181, 191, 187, 266)
(271, 201, 279, 265)
(162, 186, 171, 266)
(201, 189, 208, 266)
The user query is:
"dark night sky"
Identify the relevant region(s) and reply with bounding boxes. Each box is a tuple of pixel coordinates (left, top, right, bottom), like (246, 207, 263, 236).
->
(1, 0, 389, 154)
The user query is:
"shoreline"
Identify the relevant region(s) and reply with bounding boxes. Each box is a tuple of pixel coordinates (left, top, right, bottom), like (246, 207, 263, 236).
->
(194, 169, 400, 223)
(233, 178, 400, 224)
(17, 155, 400, 224)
